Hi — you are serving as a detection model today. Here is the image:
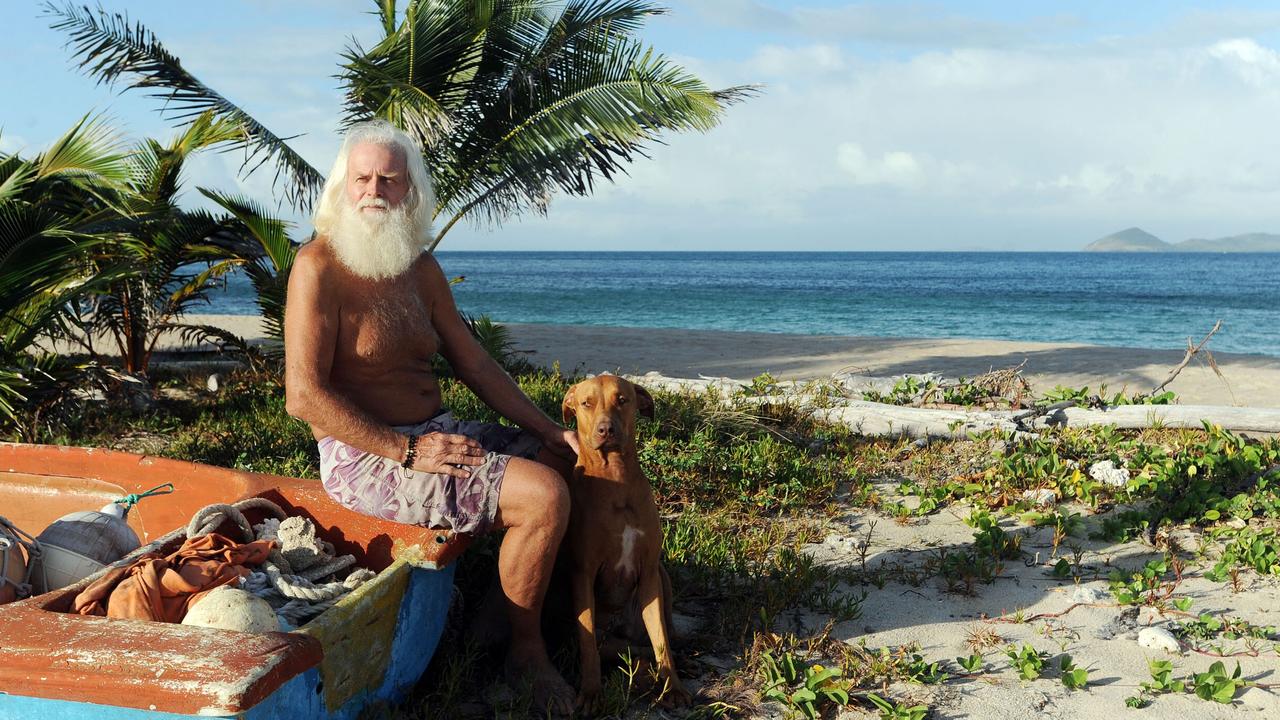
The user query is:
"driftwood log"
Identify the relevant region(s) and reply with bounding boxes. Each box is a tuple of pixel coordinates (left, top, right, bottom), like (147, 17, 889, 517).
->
(809, 402, 1280, 439)
(810, 402, 1020, 439)
(1045, 404, 1280, 433)
(620, 374, 1280, 440)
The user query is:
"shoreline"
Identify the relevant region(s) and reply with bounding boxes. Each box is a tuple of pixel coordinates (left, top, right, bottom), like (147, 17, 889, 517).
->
(184, 314, 1280, 407)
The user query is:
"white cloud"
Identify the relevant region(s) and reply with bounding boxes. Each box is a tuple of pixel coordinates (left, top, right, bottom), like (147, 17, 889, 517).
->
(749, 44, 846, 75)
(836, 143, 924, 188)
(1208, 38, 1280, 86)
(685, 1, 1082, 48)
(486, 27, 1280, 250)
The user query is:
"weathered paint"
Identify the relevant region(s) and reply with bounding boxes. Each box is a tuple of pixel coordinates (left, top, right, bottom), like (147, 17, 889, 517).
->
(0, 566, 457, 720)
(299, 560, 410, 711)
(312, 564, 456, 719)
(0, 669, 326, 719)
(0, 443, 469, 719)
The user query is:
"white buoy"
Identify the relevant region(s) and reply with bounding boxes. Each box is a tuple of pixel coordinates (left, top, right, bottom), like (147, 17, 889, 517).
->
(29, 502, 141, 593)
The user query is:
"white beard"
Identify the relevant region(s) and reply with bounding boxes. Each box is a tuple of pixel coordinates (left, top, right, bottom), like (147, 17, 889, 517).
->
(328, 198, 426, 280)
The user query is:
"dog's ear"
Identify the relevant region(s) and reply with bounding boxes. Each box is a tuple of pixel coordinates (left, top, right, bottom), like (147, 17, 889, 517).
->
(561, 385, 577, 426)
(634, 385, 655, 420)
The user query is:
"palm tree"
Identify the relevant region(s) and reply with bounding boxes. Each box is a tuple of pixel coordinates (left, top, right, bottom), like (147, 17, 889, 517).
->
(0, 112, 294, 434)
(45, 0, 753, 250)
(66, 112, 254, 376)
(0, 115, 134, 435)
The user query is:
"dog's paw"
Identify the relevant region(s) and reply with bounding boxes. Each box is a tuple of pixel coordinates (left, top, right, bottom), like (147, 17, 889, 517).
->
(654, 676, 692, 708)
(576, 687, 604, 716)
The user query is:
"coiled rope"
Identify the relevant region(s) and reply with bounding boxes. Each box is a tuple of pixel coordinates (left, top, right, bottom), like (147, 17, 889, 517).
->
(186, 498, 375, 627)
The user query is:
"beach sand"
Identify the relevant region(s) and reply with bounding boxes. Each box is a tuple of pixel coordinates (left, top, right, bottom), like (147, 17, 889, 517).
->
(795, 484, 1280, 719)
(183, 315, 1280, 407)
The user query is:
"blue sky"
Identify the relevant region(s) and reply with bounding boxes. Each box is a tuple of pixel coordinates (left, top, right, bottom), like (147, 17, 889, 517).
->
(6, 1, 1280, 250)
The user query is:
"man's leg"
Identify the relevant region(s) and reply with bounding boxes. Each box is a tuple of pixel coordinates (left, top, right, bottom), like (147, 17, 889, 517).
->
(492, 456, 574, 713)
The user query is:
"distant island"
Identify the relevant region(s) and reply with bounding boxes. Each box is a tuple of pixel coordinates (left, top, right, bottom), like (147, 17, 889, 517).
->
(1084, 227, 1280, 252)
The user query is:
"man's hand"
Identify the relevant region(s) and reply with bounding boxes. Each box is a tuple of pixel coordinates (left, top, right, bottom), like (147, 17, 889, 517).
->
(542, 426, 580, 462)
(409, 432, 486, 477)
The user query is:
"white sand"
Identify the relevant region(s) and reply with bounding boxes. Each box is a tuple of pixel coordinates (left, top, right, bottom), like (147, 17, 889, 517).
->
(181, 315, 1280, 407)
(790, 483, 1280, 718)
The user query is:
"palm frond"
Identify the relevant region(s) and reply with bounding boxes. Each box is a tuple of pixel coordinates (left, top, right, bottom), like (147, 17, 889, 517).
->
(197, 188, 298, 343)
(127, 112, 245, 207)
(340, 0, 496, 144)
(44, 2, 324, 211)
(371, 0, 398, 38)
(430, 39, 756, 244)
(36, 112, 132, 184)
(197, 188, 298, 272)
(0, 365, 28, 426)
(0, 215, 129, 359)
(164, 321, 277, 366)
(0, 155, 39, 205)
(164, 257, 242, 318)
(0, 204, 86, 317)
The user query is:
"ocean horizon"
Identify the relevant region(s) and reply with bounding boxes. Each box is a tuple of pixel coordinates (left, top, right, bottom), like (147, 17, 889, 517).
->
(203, 251, 1280, 358)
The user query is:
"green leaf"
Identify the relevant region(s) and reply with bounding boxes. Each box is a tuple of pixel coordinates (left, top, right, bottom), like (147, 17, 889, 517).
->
(790, 687, 817, 704)
(1063, 668, 1088, 689)
(805, 666, 842, 688)
(1212, 682, 1238, 704)
(823, 688, 849, 705)
(867, 693, 893, 712)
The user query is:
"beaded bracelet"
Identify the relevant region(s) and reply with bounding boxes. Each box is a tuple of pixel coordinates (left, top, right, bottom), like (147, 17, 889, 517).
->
(402, 433, 420, 469)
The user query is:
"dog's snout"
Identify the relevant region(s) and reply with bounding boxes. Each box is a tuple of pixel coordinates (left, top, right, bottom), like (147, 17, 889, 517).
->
(593, 421, 615, 438)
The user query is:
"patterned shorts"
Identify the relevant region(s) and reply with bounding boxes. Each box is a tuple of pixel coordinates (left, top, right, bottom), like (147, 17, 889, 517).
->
(318, 411, 542, 535)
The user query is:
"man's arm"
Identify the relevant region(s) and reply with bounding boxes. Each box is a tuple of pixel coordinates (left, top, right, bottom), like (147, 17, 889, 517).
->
(283, 242, 410, 461)
(425, 256, 578, 458)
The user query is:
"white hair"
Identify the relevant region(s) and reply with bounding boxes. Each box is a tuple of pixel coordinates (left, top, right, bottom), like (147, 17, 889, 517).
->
(312, 120, 435, 242)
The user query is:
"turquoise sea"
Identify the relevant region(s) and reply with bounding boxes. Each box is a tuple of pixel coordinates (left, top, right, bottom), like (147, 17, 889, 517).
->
(206, 252, 1280, 358)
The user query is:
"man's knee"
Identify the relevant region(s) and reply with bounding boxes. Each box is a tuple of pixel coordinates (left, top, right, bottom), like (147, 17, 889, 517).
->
(501, 458, 569, 529)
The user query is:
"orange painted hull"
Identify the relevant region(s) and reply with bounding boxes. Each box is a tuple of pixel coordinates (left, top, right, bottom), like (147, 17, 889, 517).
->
(0, 442, 468, 718)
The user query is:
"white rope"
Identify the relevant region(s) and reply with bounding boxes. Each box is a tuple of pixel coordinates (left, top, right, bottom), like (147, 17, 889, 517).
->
(185, 500, 375, 628)
(187, 498, 285, 541)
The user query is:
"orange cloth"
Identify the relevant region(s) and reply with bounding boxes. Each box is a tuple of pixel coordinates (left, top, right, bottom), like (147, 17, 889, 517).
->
(74, 533, 276, 622)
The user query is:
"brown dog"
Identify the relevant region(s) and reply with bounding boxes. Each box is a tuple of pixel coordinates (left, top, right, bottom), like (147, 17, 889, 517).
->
(561, 375, 689, 712)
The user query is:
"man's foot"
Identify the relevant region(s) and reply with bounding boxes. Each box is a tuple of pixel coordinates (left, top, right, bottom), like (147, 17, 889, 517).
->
(505, 647, 575, 716)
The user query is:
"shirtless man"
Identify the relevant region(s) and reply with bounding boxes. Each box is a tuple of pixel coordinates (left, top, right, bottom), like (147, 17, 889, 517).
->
(284, 120, 577, 712)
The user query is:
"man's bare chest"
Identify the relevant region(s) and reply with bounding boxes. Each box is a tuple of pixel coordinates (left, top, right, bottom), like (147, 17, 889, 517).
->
(337, 287, 440, 363)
